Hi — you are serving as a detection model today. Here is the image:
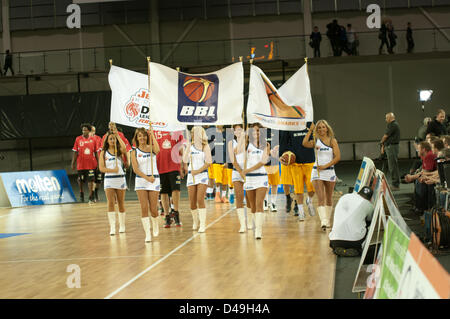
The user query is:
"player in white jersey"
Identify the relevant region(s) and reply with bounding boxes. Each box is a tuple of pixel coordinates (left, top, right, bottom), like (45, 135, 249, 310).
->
(131, 127, 160, 243)
(303, 120, 341, 231)
(228, 124, 251, 233)
(243, 123, 270, 240)
(182, 126, 212, 233)
(98, 131, 128, 236)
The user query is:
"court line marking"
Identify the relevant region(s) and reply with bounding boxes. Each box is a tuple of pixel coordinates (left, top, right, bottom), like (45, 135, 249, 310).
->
(104, 207, 235, 299)
(0, 254, 184, 264)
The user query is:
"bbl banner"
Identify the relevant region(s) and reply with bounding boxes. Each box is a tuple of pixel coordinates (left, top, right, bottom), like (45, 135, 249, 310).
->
(108, 65, 186, 131)
(150, 62, 243, 126)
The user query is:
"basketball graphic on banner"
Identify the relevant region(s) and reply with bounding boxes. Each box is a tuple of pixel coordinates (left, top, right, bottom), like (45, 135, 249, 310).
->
(183, 77, 215, 103)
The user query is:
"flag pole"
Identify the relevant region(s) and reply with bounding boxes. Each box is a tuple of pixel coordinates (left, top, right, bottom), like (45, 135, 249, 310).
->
(244, 56, 250, 182)
(305, 57, 319, 178)
(109, 59, 119, 170)
(147, 56, 154, 178)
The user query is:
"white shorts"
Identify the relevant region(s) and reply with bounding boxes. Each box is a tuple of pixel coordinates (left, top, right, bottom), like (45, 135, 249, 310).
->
(135, 175, 161, 192)
(244, 174, 269, 191)
(232, 170, 244, 183)
(311, 166, 337, 182)
(187, 171, 209, 187)
(104, 175, 127, 190)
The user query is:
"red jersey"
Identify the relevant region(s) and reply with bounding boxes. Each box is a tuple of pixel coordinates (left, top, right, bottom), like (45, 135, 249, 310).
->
(73, 135, 99, 170)
(155, 130, 185, 174)
(421, 150, 437, 171)
(92, 134, 102, 153)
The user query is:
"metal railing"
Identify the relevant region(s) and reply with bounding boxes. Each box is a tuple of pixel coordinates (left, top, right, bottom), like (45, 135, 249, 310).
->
(0, 27, 449, 76)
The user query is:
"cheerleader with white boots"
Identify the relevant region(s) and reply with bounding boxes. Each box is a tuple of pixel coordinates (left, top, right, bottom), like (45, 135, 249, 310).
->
(99, 130, 128, 236)
(182, 126, 212, 233)
(303, 120, 341, 231)
(243, 123, 270, 240)
(131, 127, 160, 243)
(228, 124, 248, 233)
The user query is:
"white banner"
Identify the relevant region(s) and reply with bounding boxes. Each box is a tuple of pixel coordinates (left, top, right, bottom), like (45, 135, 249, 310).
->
(247, 64, 313, 131)
(108, 65, 186, 132)
(149, 62, 244, 126)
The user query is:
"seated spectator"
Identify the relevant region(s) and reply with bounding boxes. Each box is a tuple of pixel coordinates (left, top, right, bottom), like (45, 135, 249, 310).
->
(420, 139, 445, 185)
(416, 117, 432, 143)
(329, 186, 374, 257)
(441, 135, 450, 148)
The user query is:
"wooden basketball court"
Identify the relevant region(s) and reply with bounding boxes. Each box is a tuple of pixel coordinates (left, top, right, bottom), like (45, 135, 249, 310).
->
(0, 194, 339, 299)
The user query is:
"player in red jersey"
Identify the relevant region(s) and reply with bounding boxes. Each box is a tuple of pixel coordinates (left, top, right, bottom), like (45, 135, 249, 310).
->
(72, 123, 100, 203)
(90, 125, 103, 202)
(154, 130, 186, 228)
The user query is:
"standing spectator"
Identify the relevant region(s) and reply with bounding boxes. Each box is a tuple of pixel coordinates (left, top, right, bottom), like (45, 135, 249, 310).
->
(416, 117, 432, 143)
(387, 23, 397, 54)
(338, 24, 348, 56)
(380, 113, 401, 190)
(378, 22, 389, 54)
(346, 24, 358, 56)
(3, 50, 14, 76)
(406, 22, 415, 53)
(426, 109, 448, 137)
(326, 19, 340, 56)
(310, 26, 322, 58)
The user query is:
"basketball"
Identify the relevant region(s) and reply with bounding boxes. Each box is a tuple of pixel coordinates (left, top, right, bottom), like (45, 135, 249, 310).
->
(183, 77, 215, 103)
(281, 151, 296, 165)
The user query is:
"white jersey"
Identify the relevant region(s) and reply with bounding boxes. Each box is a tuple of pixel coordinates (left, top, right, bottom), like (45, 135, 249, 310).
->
(244, 143, 268, 191)
(187, 145, 209, 186)
(311, 138, 337, 182)
(231, 139, 245, 183)
(134, 148, 160, 191)
(103, 151, 126, 190)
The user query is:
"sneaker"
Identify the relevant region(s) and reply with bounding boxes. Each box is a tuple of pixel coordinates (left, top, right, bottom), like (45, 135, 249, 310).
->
(229, 194, 235, 204)
(306, 201, 316, 217)
(334, 247, 360, 257)
(164, 214, 171, 228)
(263, 200, 269, 211)
(270, 203, 277, 212)
(80, 192, 84, 203)
(298, 211, 305, 221)
(88, 194, 94, 205)
(285, 196, 292, 213)
(293, 203, 299, 216)
(173, 211, 182, 227)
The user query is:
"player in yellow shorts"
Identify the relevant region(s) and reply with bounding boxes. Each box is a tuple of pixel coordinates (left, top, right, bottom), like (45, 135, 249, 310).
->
(264, 165, 280, 211)
(279, 124, 316, 221)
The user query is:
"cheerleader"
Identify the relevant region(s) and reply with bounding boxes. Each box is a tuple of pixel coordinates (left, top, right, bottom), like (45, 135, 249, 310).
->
(98, 130, 127, 236)
(303, 120, 341, 231)
(182, 126, 212, 233)
(228, 124, 251, 233)
(131, 127, 160, 243)
(243, 123, 270, 240)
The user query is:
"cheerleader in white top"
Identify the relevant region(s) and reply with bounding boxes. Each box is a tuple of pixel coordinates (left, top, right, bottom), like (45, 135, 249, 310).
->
(98, 130, 128, 236)
(131, 127, 160, 243)
(182, 126, 212, 233)
(243, 123, 270, 240)
(228, 124, 251, 233)
(303, 120, 341, 231)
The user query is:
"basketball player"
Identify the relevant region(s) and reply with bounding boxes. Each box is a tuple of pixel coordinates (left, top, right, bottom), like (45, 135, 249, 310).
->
(131, 127, 161, 243)
(244, 123, 270, 239)
(183, 126, 212, 233)
(155, 129, 185, 228)
(71, 123, 99, 203)
(303, 120, 341, 230)
(98, 131, 127, 236)
(210, 125, 229, 203)
(279, 123, 316, 221)
(263, 127, 280, 212)
(90, 125, 102, 202)
(228, 124, 251, 232)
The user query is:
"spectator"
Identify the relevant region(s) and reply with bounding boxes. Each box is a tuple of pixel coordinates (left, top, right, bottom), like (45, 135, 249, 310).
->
(3, 50, 14, 76)
(387, 23, 397, 54)
(378, 22, 389, 54)
(310, 26, 322, 58)
(426, 109, 448, 137)
(338, 24, 348, 56)
(441, 135, 450, 148)
(406, 22, 415, 53)
(380, 112, 401, 190)
(346, 24, 358, 56)
(416, 117, 432, 143)
(326, 19, 340, 56)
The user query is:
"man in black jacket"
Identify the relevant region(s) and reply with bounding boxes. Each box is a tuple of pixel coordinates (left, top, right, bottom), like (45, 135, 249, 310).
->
(310, 26, 322, 58)
(426, 109, 447, 137)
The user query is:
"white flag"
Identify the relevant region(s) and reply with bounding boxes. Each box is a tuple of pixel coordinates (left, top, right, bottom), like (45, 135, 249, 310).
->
(247, 64, 313, 131)
(108, 65, 185, 131)
(149, 62, 244, 126)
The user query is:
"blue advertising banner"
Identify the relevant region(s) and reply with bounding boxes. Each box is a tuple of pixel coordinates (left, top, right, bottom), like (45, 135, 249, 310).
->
(0, 170, 76, 207)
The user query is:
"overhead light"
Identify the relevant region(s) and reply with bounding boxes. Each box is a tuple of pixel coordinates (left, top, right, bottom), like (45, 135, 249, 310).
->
(419, 89, 433, 102)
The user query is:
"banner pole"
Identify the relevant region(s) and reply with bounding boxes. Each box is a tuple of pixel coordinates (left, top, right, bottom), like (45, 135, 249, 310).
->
(147, 56, 154, 178)
(244, 56, 251, 182)
(109, 59, 118, 170)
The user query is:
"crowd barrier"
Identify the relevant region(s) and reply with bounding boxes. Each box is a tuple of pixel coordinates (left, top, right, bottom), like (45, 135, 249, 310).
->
(350, 157, 449, 299)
